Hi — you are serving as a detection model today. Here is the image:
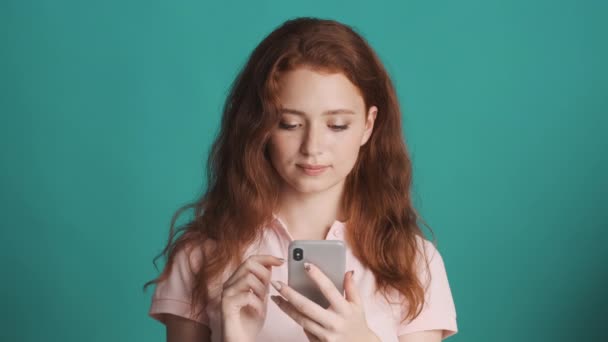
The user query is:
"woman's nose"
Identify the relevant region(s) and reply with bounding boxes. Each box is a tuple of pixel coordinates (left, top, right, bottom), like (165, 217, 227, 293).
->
(299, 124, 324, 156)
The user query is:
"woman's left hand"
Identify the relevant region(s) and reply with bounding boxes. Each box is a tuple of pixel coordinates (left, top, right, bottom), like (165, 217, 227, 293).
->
(270, 263, 380, 342)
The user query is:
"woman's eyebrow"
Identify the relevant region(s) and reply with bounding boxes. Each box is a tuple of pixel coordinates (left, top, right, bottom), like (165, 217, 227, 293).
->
(280, 108, 356, 116)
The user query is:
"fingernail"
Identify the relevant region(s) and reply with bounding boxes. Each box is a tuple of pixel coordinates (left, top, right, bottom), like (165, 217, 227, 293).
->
(278, 257, 285, 262)
(349, 270, 355, 278)
(271, 280, 282, 291)
(304, 262, 312, 272)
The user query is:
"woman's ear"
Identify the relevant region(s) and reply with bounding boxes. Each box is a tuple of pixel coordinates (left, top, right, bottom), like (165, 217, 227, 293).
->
(360, 105, 378, 146)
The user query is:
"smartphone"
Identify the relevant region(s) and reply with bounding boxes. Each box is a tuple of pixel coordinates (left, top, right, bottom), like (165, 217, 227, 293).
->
(288, 240, 346, 309)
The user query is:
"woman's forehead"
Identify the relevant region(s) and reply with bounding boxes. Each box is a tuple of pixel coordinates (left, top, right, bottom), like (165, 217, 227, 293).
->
(276, 69, 365, 115)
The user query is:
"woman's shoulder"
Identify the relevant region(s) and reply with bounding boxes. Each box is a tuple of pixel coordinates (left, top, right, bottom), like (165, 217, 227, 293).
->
(170, 237, 219, 274)
(414, 235, 442, 263)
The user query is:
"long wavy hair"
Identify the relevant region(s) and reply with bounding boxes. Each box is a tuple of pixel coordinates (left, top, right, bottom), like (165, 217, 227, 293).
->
(143, 17, 437, 324)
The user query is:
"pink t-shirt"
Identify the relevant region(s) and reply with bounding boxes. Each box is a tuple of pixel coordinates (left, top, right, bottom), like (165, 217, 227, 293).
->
(149, 214, 458, 341)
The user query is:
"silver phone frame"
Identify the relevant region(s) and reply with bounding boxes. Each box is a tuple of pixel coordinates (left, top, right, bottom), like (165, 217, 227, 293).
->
(287, 240, 346, 309)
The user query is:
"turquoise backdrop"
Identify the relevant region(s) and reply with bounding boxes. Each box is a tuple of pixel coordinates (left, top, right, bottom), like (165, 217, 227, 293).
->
(1, 0, 606, 341)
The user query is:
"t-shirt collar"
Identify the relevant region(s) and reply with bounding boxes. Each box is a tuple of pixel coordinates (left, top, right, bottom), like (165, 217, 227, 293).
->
(270, 212, 346, 240)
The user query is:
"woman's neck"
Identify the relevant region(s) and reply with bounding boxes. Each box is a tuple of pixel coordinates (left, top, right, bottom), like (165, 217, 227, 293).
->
(275, 181, 346, 240)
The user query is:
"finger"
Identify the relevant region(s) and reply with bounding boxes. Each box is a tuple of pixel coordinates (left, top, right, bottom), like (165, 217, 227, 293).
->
(247, 256, 282, 286)
(230, 255, 284, 284)
(303, 262, 350, 314)
(224, 255, 284, 288)
(253, 254, 286, 267)
(270, 280, 338, 327)
(224, 261, 269, 290)
(344, 270, 361, 306)
(223, 272, 267, 300)
(271, 295, 327, 338)
(304, 330, 322, 342)
(223, 291, 265, 317)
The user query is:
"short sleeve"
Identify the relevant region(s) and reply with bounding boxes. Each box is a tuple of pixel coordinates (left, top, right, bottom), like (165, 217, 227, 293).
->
(397, 238, 458, 339)
(148, 245, 209, 326)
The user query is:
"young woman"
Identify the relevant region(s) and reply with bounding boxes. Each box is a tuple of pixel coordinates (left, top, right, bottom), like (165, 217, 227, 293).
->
(144, 17, 458, 342)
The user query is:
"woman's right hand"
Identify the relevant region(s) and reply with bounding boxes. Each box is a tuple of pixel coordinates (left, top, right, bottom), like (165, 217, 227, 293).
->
(220, 255, 285, 342)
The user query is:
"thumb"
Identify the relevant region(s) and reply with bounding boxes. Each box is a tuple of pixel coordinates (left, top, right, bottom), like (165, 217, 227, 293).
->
(344, 270, 361, 305)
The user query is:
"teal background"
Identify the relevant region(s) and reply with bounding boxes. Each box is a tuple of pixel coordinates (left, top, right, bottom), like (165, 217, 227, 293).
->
(1, 0, 606, 341)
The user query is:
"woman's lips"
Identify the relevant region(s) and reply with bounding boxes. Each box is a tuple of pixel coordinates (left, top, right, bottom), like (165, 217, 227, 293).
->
(298, 164, 327, 169)
(297, 164, 329, 175)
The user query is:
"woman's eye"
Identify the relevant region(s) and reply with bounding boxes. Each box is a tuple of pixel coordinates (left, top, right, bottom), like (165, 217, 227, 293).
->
(329, 125, 349, 131)
(278, 122, 349, 131)
(278, 122, 299, 130)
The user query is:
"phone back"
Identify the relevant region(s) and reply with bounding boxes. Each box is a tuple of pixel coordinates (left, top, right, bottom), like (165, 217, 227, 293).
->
(288, 240, 345, 309)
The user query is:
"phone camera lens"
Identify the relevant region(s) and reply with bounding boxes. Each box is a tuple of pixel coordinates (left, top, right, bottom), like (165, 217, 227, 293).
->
(293, 248, 303, 261)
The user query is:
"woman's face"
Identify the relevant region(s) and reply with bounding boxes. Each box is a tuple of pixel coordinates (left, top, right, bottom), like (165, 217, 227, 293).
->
(267, 66, 377, 194)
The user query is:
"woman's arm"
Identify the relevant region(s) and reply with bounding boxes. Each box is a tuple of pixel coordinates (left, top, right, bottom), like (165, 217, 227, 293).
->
(398, 329, 443, 342)
(164, 313, 211, 342)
